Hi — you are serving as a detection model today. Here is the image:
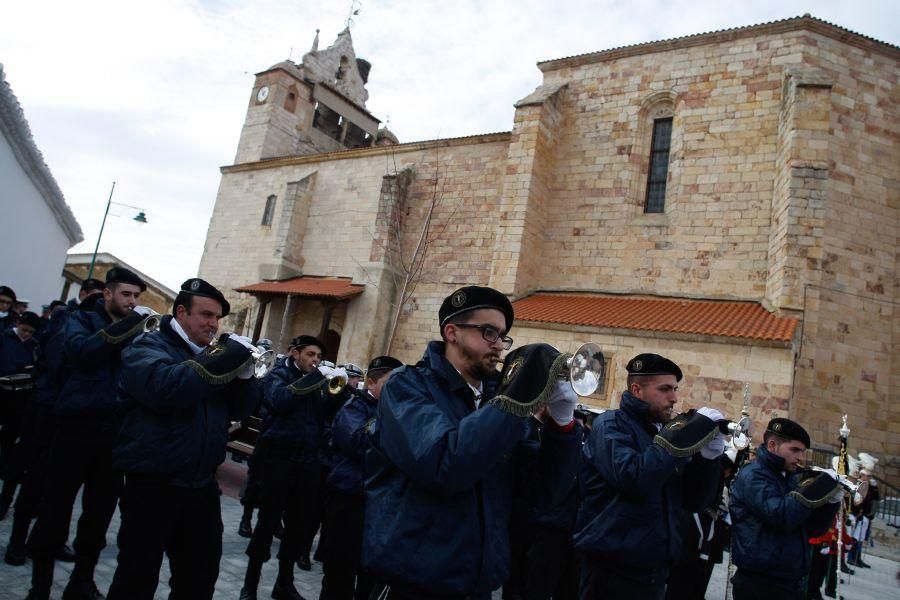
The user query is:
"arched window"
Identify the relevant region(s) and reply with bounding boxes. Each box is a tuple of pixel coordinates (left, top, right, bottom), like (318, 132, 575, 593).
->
(630, 92, 676, 214)
(261, 195, 276, 226)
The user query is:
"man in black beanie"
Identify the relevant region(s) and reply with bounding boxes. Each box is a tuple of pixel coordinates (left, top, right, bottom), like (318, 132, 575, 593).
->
(107, 278, 260, 600)
(26, 267, 151, 600)
(729, 418, 842, 599)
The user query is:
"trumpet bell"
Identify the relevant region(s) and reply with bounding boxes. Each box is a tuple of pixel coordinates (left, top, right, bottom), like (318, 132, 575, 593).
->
(252, 349, 276, 379)
(142, 313, 161, 333)
(327, 376, 346, 395)
(567, 342, 606, 397)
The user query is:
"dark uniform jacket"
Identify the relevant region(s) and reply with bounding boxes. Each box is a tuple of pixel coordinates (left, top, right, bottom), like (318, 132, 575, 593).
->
(54, 298, 133, 439)
(0, 327, 37, 377)
(32, 303, 82, 410)
(258, 356, 327, 463)
(326, 388, 377, 495)
(730, 445, 837, 583)
(573, 392, 718, 573)
(362, 341, 582, 595)
(114, 315, 258, 488)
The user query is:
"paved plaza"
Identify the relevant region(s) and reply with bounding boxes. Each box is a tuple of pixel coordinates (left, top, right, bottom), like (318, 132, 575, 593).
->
(0, 459, 897, 599)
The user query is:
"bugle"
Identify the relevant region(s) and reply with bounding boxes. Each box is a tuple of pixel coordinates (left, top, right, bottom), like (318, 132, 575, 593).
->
(807, 466, 869, 500)
(142, 310, 162, 333)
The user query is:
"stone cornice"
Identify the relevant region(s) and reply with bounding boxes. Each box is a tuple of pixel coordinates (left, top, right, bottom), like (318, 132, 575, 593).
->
(0, 64, 83, 245)
(221, 131, 512, 174)
(538, 15, 900, 73)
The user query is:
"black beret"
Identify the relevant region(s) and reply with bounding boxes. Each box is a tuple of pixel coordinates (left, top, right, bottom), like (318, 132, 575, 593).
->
(179, 278, 230, 317)
(80, 278, 106, 293)
(367, 355, 403, 374)
(290, 335, 326, 354)
(106, 267, 147, 291)
(439, 286, 514, 333)
(626, 353, 683, 381)
(766, 418, 811, 448)
(0, 286, 16, 302)
(18, 311, 42, 329)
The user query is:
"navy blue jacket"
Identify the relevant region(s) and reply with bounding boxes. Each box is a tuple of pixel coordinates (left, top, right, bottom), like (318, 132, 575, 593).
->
(0, 327, 37, 377)
(258, 356, 327, 463)
(730, 445, 837, 583)
(114, 315, 258, 488)
(327, 389, 377, 495)
(363, 341, 582, 595)
(573, 392, 718, 573)
(54, 299, 135, 437)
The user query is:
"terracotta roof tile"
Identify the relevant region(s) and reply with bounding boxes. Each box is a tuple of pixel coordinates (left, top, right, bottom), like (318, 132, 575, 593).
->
(235, 276, 364, 300)
(512, 294, 798, 342)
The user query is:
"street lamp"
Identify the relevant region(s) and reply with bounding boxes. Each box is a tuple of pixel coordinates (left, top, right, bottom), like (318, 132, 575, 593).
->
(87, 181, 149, 278)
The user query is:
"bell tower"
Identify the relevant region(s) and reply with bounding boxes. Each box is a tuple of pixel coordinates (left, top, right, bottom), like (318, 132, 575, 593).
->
(233, 28, 382, 164)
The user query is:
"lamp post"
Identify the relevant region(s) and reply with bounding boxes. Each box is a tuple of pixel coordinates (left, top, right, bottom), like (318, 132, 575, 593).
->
(87, 181, 149, 278)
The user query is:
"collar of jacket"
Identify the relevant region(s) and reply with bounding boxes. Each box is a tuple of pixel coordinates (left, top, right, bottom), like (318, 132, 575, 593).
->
(420, 340, 500, 400)
(619, 391, 659, 436)
(87, 297, 113, 325)
(159, 314, 198, 355)
(78, 293, 104, 313)
(756, 445, 787, 474)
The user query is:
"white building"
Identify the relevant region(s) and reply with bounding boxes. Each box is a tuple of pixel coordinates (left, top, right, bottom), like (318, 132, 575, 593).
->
(0, 63, 83, 307)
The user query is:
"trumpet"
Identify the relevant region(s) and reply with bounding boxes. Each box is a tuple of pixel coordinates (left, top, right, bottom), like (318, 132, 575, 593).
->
(564, 342, 606, 397)
(142, 310, 161, 333)
(719, 416, 753, 450)
(807, 466, 870, 501)
(250, 345, 277, 379)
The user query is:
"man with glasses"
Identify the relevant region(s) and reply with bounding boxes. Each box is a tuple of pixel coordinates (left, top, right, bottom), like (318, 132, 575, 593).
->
(363, 285, 583, 599)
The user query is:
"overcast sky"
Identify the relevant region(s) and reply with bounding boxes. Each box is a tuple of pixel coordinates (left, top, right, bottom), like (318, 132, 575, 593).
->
(2, 0, 897, 292)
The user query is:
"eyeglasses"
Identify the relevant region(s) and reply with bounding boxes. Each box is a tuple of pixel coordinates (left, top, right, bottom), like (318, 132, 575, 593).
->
(453, 324, 514, 350)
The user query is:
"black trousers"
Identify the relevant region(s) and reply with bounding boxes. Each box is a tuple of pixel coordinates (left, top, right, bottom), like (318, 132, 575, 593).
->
(732, 570, 802, 600)
(0, 389, 28, 493)
(8, 404, 56, 545)
(240, 447, 264, 508)
(522, 524, 577, 600)
(27, 424, 121, 564)
(107, 477, 223, 600)
(246, 456, 319, 563)
(666, 554, 713, 600)
(806, 551, 836, 599)
(581, 557, 666, 600)
(300, 464, 329, 558)
(320, 490, 373, 600)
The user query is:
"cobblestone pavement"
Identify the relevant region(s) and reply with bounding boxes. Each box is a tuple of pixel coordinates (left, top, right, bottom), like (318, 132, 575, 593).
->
(1, 459, 897, 599)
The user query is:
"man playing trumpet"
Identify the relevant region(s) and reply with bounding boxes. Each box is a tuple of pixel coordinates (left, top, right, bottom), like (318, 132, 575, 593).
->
(574, 354, 726, 600)
(363, 285, 583, 599)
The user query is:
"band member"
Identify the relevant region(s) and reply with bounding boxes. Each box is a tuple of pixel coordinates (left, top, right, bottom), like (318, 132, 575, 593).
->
(5, 281, 104, 566)
(0, 311, 40, 518)
(25, 268, 147, 600)
(106, 278, 260, 600)
(240, 335, 343, 600)
(319, 355, 402, 600)
(729, 418, 841, 600)
(573, 354, 725, 600)
(363, 285, 583, 599)
(0, 285, 18, 331)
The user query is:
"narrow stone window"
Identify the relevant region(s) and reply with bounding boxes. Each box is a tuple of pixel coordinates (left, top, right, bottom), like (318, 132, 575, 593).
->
(644, 117, 672, 213)
(261, 195, 276, 226)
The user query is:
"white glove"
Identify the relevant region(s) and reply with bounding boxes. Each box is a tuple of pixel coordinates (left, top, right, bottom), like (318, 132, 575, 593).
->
(237, 362, 255, 380)
(697, 407, 725, 422)
(701, 432, 727, 460)
(828, 487, 845, 504)
(132, 305, 155, 317)
(547, 381, 577, 426)
(228, 334, 257, 352)
(318, 365, 349, 385)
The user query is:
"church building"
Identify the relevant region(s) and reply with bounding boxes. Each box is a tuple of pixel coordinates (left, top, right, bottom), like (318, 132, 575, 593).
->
(198, 17, 899, 477)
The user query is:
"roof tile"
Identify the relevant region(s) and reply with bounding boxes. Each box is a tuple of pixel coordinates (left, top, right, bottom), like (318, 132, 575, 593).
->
(235, 276, 364, 300)
(512, 294, 798, 342)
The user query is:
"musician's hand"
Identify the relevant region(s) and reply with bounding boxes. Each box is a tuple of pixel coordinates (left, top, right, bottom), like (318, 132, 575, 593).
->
(700, 431, 727, 460)
(318, 366, 349, 385)
(132, 305, 155, 317)
(228, 334, 257, 353)
(697, 406, 725, 422)
(548, 381, 577, 426)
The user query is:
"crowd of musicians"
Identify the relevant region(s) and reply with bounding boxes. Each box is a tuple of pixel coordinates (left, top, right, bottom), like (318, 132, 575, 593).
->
(0, 276, 883, 600)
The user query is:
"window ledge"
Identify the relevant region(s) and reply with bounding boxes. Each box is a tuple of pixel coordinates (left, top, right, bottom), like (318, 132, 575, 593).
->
(631, 212, 670, 227)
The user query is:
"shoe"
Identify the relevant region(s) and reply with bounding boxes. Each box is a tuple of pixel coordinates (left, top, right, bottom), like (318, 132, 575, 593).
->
(4, 540, 26, 566)
(840, 564, 854, 575)
(57, 544, 77, 562)
(239, 586, 258, 600)
(239, 516, 253, 538)
(272, 580, 305, 600)
(856, 558, 872, 568)
(62, 580, 105, 600)
(295, 554, 311, 571)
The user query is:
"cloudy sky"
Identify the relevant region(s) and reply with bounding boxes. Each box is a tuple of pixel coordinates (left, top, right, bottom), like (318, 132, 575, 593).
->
(2, 0, 897, 291)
